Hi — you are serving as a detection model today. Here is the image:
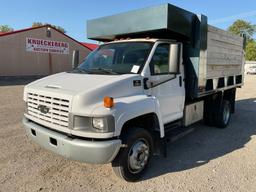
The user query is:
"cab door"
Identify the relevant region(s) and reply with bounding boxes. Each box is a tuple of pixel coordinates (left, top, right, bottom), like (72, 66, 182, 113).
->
(149, 42, 185, 124)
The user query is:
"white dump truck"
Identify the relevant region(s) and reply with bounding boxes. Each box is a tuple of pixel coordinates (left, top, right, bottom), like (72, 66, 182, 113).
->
(23, 4, 244, 181)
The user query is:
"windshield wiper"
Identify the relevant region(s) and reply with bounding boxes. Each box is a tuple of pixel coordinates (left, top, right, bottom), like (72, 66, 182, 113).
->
(73, 68, 91, 74)
(90, 68, 120, 75)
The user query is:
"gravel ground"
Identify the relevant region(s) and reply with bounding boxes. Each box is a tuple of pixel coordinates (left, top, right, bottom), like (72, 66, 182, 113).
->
(0, 75, 256, 192)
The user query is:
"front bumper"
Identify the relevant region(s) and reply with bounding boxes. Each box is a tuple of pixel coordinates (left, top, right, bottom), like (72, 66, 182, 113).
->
(23, 118, 121, 164)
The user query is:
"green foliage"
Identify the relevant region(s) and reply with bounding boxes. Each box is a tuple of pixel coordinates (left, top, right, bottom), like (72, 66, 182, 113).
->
(228, 19, 256, 61)
(0, 25, 14, 32)
(227, 20, 256, 40)
(32, 22, 43, 28)
(245, 40, 256, 61)
(31, 22, 66, 33)
(52, 25, 66, 34)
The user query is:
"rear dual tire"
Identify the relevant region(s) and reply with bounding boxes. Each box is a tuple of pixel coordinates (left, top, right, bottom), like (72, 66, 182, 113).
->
(204, 100, 231, 128)
(215, 100, 231, 128)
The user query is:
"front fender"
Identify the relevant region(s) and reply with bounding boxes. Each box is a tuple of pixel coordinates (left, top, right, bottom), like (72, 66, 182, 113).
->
(113, 95, 164, 138)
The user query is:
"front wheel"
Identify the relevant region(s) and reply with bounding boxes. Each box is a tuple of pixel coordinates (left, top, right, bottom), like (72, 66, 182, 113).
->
(111, 128, 153, 182)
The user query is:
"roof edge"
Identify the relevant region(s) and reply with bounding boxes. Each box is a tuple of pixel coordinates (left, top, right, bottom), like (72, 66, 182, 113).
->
(0, 25, 49, 37)
(0, 24, 91, 50)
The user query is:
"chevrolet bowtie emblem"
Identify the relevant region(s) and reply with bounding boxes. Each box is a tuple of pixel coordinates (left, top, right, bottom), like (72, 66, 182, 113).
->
(37, 105, 50, 114)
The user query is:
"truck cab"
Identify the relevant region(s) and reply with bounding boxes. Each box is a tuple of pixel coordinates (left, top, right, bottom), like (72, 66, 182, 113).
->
(23, 39, 187, 180)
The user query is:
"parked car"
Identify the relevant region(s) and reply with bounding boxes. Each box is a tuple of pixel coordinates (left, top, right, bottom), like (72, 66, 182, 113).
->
(247, 66, 256, 74)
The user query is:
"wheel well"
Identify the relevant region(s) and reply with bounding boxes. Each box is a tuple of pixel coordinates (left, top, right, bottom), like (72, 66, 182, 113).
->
(204, 92, 222, 115)
(204, 88, 236, 116)
(120, 113, 160, 138)
(223, 88, 236, 113)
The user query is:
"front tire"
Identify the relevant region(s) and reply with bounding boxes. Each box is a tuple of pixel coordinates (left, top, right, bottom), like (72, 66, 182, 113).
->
(112, 128, 153, 182)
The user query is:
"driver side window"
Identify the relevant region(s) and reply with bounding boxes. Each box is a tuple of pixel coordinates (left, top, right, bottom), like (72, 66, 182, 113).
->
(150, 44, 170, 75)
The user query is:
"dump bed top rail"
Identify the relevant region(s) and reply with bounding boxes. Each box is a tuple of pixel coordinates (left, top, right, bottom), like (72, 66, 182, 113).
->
(87, 4, 197, 42)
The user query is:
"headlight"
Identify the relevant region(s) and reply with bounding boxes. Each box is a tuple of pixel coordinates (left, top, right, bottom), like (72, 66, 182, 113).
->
(92, 117, 115, 132)
(92, 117, 105, 130)
(73, 116, 115, 133)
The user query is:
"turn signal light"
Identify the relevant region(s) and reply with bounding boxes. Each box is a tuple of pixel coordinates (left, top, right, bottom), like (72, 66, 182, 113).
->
(104, 97, 114, 108)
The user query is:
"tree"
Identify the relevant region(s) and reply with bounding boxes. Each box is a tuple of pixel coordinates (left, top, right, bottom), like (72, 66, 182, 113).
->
(31, 22, 66, 33)
(228, 20, 256, 61)
(0, 25, 14, 32)
(50, 25, 66, 34)
(245, 40, 256, 61)
(228, 20, 256, 40)
(32, 22, 43, 28)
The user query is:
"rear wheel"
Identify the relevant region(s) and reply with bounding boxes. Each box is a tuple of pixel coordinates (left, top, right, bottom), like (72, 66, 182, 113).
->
(111, 128, 153, 182)
(215, 100, 231, 128)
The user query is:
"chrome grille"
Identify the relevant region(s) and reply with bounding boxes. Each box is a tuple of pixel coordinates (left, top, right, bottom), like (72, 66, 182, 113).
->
(27, 92, 70, 128)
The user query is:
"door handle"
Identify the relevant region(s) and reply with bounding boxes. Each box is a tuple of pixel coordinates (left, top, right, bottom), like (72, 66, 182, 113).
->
(179, 76, 182, 87)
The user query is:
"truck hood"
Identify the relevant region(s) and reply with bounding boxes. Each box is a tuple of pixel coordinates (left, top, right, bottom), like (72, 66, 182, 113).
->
(25, 72, 145, 112)
(26, 72, 124, 94)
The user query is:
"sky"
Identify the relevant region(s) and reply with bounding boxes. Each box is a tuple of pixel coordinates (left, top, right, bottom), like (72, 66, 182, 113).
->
(1, 0, 256, 43)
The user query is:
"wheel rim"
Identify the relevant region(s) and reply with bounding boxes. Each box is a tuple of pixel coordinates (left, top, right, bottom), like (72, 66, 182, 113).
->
(223, 103, 230, 125)
(128, 139, 150, 174)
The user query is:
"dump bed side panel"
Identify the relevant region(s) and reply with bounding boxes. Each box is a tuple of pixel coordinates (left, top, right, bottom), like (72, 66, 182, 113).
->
(191, 25, 245, 98)
(184, 24, 244, 99)
(206, 25, 244, 79)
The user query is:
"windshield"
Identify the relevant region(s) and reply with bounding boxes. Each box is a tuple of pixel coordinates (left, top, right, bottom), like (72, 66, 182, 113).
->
(75, 42, 153, 75)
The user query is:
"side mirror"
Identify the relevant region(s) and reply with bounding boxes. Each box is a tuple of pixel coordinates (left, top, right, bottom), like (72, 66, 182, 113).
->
(169, 44, 181, 73)
(72, 50, 80, 69)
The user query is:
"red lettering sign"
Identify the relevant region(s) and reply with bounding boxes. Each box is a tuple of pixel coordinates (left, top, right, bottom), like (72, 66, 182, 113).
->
(26, 37, 69, 54)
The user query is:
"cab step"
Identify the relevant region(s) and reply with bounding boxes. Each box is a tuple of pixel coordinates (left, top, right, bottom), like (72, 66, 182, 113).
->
(160, 126, 195, 157)
(167, 126, 194, 143)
